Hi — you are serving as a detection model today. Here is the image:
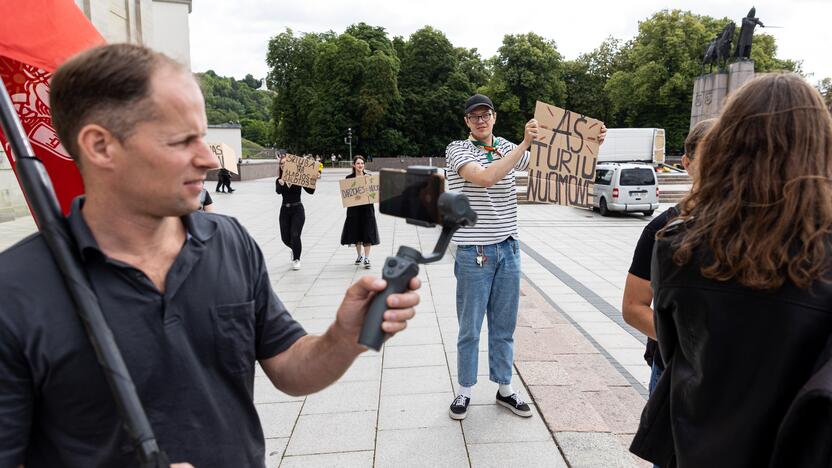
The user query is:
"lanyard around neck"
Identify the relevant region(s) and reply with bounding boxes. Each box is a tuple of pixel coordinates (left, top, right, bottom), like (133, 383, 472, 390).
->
(471, 136, 501, 162)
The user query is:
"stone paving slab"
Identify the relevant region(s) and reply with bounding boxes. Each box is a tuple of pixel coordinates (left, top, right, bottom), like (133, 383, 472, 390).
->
(280, 450, 374, 468)
(468, 441, 568, 468)
(285, 411, 377, 456)
(0, 171, 659, 466)
(374, 426, 469, 468)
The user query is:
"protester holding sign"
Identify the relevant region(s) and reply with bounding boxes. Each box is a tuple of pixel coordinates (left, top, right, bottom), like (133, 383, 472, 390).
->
(340, 155, 380, 269)
(445, 94, 606, 421)
(216, 167, 234, 193)
(277, 155, 320, 270)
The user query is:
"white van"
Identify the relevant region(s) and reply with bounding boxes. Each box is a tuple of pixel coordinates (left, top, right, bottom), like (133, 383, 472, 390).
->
(593, 162, 659, 217)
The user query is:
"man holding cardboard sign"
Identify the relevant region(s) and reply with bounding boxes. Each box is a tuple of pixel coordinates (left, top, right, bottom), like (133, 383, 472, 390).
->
(527, 102, 604, 207)
(445, 94, 605, 420)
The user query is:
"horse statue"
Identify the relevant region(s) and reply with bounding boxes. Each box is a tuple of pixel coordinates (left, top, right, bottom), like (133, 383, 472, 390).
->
(702, 22, 735, 74)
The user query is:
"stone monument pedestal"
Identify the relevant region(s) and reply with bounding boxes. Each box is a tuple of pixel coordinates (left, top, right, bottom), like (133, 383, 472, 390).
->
(690, 60, 755, 129)
(727, 60, 755, 94)
(691, 72, 728, 129)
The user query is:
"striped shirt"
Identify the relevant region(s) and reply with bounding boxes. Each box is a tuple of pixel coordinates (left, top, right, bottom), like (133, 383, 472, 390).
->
(446, 137, 530, 245)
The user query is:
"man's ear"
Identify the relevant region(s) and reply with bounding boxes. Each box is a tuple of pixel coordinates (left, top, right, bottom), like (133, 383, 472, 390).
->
(76, 124, 119, 169)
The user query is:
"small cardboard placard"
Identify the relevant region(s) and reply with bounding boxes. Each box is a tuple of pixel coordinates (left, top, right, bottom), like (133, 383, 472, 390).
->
(528, 101, 604, 207)
(339, 175, 379, 208)
(280, 154, 319, 189)
(209, 143, 238, 175)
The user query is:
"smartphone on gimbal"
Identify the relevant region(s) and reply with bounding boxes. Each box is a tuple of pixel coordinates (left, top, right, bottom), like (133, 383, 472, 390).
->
(379, 168, 445, 226)
(362, 166, 475, 350)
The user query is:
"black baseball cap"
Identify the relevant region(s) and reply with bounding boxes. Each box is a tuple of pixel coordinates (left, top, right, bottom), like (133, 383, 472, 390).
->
(464, 94, 494, 114)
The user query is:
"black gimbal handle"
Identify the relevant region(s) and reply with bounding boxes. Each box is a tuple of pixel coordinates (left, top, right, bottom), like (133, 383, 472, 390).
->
(358, 248, 420, 350)
(358, 192, 476, 350)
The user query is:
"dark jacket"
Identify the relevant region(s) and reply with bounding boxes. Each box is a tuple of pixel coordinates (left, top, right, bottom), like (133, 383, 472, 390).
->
(630, 221, 832, 468)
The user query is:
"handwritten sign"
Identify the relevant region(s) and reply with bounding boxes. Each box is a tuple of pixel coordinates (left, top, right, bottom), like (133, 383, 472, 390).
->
(527, 101, 604, 207)
(339, 175, 379, 208)
(209, 143, 238, 175)
(281, 154, 319, 189)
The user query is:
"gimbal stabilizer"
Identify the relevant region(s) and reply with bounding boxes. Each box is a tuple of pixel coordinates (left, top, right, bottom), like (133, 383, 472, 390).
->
(358, 184, 477, 351)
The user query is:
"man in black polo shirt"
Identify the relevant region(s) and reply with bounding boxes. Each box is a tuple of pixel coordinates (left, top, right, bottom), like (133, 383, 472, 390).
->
(0, 44, 419, 467)
(622, 119, 715, 395)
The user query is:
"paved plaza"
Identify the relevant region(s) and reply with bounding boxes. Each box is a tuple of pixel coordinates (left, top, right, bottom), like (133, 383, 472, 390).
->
(0, 169, 670, 467)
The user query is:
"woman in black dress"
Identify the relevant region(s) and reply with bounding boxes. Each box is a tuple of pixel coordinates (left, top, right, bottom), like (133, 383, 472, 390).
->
(341, 155, 379, 268)
(276, 155, 319, 270)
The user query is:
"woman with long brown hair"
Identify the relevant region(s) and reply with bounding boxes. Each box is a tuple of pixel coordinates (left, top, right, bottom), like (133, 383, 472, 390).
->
(632, 73, 832, 467)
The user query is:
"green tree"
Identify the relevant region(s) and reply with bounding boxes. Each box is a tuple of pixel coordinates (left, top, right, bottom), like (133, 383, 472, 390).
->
(456, 47, 490, 91)
(605, 10, 798, 152)
(563, 37, 627, 124)
(749, 34, 801, 73)
(482, 33, 566, 143)
(818, 77, 832, 110)
(267, 25, 404, 156)
(241, 74, 262, 89)
(398, 26, 477, 155)
(266, 29, 327, 152)
(197, 70, 274, 146)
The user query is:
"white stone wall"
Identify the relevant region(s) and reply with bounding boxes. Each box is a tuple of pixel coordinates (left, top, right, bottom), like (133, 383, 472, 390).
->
(1, 0, 192, 224)
(151, 1, 191, 69)
(74, 0, 153, 45)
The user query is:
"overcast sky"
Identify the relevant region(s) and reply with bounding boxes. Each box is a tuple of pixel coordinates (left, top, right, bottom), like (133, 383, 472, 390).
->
(190, 0, 831, 85)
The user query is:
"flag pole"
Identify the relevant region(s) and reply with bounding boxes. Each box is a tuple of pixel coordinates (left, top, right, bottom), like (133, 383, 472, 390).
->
(0, 79, 170, 466)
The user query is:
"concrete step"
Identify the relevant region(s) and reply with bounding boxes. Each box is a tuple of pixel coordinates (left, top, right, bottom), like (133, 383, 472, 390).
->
(660, 195, 687, 203)
(656, 173, 692, 184)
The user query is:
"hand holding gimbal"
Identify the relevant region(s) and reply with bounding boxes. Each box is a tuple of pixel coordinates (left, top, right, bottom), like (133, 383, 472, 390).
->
(358, 167, 477, 350)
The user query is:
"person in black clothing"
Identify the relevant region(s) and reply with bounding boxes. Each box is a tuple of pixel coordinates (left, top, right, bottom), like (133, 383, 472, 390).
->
(622, 118, 714, 399)
(340, 156, 379, 269)
(631, 73, 832, 466)
(198, 188, 213, 212)
(0, 44, 422, 468)
(276, 155, 320, 270)
(216, 167, 234, 193)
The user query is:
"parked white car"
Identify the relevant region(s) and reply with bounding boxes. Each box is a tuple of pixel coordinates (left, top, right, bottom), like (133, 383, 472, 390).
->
(592, 162, 659, 217)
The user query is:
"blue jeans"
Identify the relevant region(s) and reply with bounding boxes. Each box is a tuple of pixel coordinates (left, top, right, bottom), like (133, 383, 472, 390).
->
(648, 361, 663, 395)
(454, 238, 520, 387)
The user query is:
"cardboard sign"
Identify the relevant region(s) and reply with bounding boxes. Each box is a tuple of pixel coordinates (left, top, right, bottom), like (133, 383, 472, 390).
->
(281, 154, 319, 189)
(339, 175, 379, 208)
(527, 101, 604, 207)
(209, 143, 238, 175)
(366, 175, 379, 204)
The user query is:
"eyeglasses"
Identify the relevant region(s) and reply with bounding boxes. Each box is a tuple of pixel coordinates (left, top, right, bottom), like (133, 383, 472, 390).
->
(466, 112, 493, 123)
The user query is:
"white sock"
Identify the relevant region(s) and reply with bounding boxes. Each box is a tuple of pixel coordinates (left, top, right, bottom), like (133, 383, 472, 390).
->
(499, 384, 515, 397)
(458, 385, 473, 398)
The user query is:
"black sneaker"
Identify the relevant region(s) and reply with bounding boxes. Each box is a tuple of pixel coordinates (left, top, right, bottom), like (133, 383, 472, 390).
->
(363, 257, 371, 269)
(496, 392, 532, 417)
(354, 255, 363, 265)
(449, 395, 470, 420)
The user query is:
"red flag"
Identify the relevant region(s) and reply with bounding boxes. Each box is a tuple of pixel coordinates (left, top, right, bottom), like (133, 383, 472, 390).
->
(0, 0, 105, 214)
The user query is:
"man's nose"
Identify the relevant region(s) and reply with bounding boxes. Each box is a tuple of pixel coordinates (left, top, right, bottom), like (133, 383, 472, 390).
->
(195, 140, 220, 169)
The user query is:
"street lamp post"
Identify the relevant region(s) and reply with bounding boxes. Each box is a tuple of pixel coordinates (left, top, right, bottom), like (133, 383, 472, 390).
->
(344, 127, 353, 162)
